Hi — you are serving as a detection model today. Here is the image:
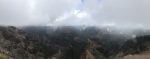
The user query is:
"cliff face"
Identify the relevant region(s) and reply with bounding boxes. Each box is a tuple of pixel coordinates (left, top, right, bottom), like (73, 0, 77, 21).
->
(0, 26, 150, 59)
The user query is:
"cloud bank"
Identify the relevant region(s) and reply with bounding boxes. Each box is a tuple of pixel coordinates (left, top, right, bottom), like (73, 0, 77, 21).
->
(0, 0, 150, 28)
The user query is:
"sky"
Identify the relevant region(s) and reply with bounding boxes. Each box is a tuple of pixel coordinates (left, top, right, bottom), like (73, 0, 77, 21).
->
(0, 0, 150, 28)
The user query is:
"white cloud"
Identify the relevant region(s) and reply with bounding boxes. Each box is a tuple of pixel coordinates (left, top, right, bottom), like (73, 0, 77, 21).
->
(0, 0, 150, 27)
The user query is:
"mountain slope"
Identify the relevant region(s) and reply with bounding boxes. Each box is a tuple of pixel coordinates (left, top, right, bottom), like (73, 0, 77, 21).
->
(0, 26, 150, 59)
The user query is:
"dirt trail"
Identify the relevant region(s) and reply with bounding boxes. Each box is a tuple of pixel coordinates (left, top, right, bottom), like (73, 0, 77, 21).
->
(121, 52, 150, 59)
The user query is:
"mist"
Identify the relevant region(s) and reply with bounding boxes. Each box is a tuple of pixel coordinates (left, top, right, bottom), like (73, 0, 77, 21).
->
(0, 0, 150, 29)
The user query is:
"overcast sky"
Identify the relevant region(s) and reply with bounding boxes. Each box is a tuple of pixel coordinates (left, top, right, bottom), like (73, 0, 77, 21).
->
(0, 0, 150, 27)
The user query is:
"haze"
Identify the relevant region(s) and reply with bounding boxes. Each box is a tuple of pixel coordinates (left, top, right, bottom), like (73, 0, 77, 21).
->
(0, 0, 150, 28)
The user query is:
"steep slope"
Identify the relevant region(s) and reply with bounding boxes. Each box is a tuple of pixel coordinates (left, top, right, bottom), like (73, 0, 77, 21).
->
(0, 26, 58, 59)
(0, 26, 150, 59)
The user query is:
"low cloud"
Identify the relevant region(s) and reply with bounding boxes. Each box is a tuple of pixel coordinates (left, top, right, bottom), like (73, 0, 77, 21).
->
(0, 0, 150, 28)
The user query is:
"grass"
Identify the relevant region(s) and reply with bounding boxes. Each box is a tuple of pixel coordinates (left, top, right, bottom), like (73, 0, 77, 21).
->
(0, 53, 10, 59)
